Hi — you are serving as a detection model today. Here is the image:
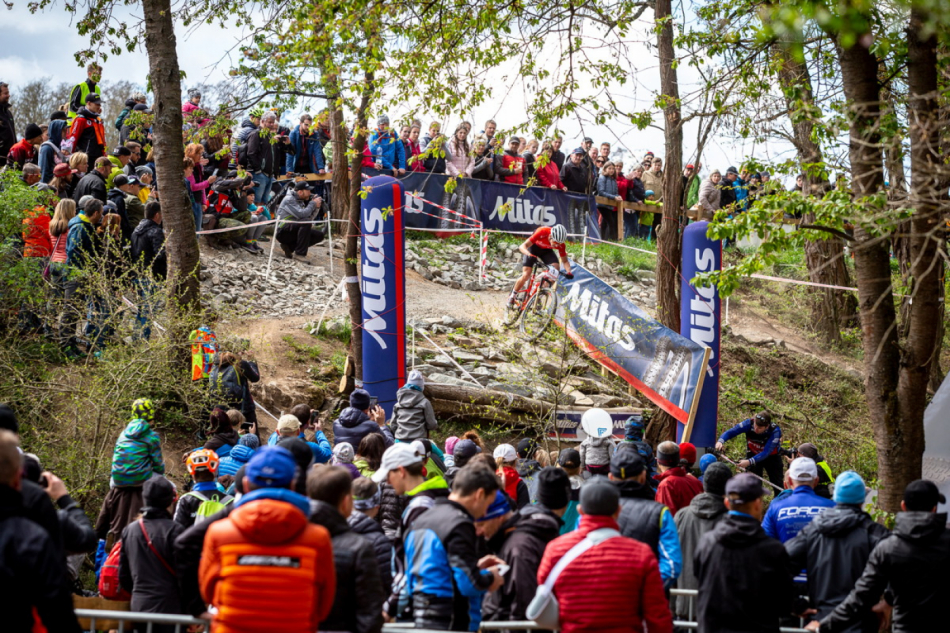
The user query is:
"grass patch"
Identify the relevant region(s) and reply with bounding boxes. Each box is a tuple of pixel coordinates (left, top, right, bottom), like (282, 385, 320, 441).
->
(283, 335, 324, 363)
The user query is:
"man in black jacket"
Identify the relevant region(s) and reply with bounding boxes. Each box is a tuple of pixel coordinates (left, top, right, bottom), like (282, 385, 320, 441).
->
(560, 148, 591, 194)
(108, 173, 132, 239)
(482, 467, 567, 625)
(307, 465, 384, 633)
(73, 156, 111, 204)
(695, 472, 796, 633)
(809, 479, 950, 633)
(247, 111, 291, 204)
(131, 202, 167, 280)
(0, 81, 16, 167)
(0, 429, 82, 633)
(119, 476, 185, 623)
(348, 477, 394, 596)
(786, 471, 889, 633)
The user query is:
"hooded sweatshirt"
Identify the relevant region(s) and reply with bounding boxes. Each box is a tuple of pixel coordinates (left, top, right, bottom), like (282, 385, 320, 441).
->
(333, 407, 395, 449)
(390, 385, 438, 442)
(217, 444, 256, 477)
(38, 119, 68, 183)
(579, 435, 616, 468)
(111, 418, 165, 487)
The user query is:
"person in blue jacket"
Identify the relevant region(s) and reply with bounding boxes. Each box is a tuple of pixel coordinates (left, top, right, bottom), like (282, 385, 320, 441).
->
(762, 457, 835, 544)
(369, 115, 406, 175)
(286, 114, 326, 175)
(716, 411, 784, 490)
(267, 405, 332, 464)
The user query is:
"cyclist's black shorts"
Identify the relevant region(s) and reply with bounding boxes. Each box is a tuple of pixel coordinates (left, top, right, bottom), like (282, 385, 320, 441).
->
(522, 243, 559, 268)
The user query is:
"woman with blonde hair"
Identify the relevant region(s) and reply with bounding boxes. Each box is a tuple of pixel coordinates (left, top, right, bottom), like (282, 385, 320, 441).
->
(63, 152, 88, 198)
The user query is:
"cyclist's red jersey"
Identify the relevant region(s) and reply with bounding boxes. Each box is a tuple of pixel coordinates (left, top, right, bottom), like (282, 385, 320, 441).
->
(528, 226, 567, 258)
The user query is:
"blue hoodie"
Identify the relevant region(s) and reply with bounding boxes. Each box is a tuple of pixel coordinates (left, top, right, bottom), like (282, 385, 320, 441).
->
(369, 129, 406, 170)
(218, 444, 256, 477)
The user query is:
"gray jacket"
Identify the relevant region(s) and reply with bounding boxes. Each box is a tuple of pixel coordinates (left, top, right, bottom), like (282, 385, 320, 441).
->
(389, 386, 437, 442)
(674, 492, 727, 617)
(276, 190, 317, 222)
(579, 435, 616, 468)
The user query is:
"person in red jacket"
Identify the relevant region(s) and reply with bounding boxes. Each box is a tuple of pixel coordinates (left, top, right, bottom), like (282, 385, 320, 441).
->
(7, 123, 43, 169)
(537, 480, 673, 633)
(199, 447, 336, 633)
(498, 137, 525, 185)
(655, 441, 703, 515)
(536, 142, 567, 191)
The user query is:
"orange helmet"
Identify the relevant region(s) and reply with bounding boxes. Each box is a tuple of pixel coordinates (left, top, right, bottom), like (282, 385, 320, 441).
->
(186, 449, 220, 476)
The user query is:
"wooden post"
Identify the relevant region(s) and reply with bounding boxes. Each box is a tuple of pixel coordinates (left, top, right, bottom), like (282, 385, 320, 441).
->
(616, 201, 624, 241)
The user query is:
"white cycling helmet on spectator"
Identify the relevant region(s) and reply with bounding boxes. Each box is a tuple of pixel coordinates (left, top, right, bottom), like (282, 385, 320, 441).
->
(550, 224, 566, 243)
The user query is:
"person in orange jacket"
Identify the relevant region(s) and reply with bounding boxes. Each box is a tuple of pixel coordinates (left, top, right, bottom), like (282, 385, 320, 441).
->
(199, 446, 335, 632)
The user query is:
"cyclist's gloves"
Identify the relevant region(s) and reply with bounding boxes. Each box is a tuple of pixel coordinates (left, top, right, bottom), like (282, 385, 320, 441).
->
(561, 270, 574, 279)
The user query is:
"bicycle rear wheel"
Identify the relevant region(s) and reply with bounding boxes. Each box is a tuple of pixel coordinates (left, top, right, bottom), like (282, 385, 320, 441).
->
(520, 287, 557, 341)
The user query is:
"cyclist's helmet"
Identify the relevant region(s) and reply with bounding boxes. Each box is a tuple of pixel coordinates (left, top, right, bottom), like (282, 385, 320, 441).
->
(186, 449, 220, 476)
(249, 106, 264, 119)
(550, 224, 566, 243)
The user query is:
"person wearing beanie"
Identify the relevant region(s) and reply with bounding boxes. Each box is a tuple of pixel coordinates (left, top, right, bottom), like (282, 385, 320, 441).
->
(620, 417, 657, 485)
(716, 411, 785, 490)
(6, 122, 43, 170)
(679, 442, 698, 470)
(347, 477, 394, 596)
(796, 442, 834, 499)
(369, 114, 407, 174)
(390, 370, 438, 443)
(655, 441, 703, 516)
(200, 447, 335, 633)
(333, 387, 394, 449)
(609, 447, 682, 588)
(673, 462, 733, 620)
(762, 457, 834, 543)
(482, 472, 567, 625)
(444, 436, 460, 467)
(538, 479, 673, 633)
(0, 403, 18, 434)
(695, 473, 796, 633)
(786, 471, 889, 633)
(811, 479, 949, 633)
(331, 442, 361, 479)
(119, 475, 186, 618)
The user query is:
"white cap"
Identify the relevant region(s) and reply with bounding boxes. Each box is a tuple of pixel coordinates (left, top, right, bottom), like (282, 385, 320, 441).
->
(789, 457, 818, 482)
(493, 443, 518, 463)
(277, 414, 301, 432)
(372, 443, 425, 483)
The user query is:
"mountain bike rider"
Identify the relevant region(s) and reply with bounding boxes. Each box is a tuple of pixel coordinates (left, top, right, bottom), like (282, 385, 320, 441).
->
(509, 223, 573, 306)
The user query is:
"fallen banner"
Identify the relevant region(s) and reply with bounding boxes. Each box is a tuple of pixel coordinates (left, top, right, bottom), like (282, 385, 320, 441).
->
(553, 262, 711, 426)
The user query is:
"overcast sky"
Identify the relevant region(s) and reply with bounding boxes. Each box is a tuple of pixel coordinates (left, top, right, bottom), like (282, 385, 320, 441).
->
(0, 2, 799, 182)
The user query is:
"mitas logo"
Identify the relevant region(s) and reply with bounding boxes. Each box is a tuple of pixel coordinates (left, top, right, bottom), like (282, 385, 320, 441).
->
(489, 196, 557, 225)
(362, 206, 388, 349)
(563, 280, 638, 351)
(687, 247, 717, 376)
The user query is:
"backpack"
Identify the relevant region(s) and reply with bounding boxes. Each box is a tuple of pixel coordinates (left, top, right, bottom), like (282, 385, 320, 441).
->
(210, 363, 243, 401)
(185, 490, 234, 525)
(207, 190, 234, 215)
(237, 142, 249, 168)
(190, 327, 217, 381)
(98, 540, 131, 600)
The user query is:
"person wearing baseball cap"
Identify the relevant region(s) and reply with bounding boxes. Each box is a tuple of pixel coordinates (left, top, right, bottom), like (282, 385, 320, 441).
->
(811, 479, 950, 633)
(555, 448, 584, 535)
(762, 457, 835, 543)
(537, 478, 673, 633)
(695, 472, 797, 633)
(199, 446, 335, 632)
(716, 411, 785, 490)
(374, 442, 448, 529)
(390, 369, 438, 443)
(786, 470, 889, 632)
(796, 442, 835, 499)
(655, 441, 703, 516)
(673, 462, 733, 621)
(609, 447, 682, 589)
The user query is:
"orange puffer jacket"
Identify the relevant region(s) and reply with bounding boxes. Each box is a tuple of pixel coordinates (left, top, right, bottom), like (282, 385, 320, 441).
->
(199, 492, 335, 633)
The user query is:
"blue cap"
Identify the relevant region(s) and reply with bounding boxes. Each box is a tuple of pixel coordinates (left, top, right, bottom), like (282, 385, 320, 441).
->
(246, 446, 297, 488)
(476, 490, 511, 522)
(834, 471, 866, 505)
(699, 453, 718, 474)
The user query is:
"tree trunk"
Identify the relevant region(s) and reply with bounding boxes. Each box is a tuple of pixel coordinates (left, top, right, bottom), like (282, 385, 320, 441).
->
(893, 9, 943, 505)
(837, 33, 904, 513)
(344, 71, 374, 382)
(772, 41, 857, 343)
(142, 0, 200, 311)
(330, 95, 348, 229)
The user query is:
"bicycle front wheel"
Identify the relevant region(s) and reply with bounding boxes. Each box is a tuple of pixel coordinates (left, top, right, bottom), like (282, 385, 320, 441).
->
(520, 287, 557, 341)
(503, 287, 525, 327)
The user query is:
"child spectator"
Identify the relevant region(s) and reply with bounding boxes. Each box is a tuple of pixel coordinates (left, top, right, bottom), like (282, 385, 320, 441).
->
(244, 190, 270, 246)
(390, 370, 438, 442)
(96, 398, 165, 547)
(347, 477, 394, 596)
(443, 436, 460, 468)
(175, 449, 234, 528)
(332, 442, 361, 479)
(494, 443, 529, 509)
(580, 432, 617, 477)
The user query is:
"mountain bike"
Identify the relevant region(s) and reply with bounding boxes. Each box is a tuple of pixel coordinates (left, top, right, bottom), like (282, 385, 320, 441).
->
(504, 263, 566, 341)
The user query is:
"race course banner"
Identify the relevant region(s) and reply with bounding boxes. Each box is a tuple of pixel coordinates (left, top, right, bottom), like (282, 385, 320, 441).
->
(364, 169, 602, 240)
(553, 262, 711, 426)
(549, 410, 644, 441)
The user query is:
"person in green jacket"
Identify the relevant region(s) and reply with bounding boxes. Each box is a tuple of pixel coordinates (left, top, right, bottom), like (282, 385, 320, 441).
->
(684, 162, 702, 210)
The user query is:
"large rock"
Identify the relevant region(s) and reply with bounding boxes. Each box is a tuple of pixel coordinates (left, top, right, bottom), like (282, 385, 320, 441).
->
(428, 372, 481, 388)
(254, 379, 325, 414)
(452, 349, 484, 363)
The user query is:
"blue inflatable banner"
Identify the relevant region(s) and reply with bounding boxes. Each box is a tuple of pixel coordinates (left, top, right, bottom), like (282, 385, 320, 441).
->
(366, 169, 601, 240)
(680, 221, 722, 446)
(553, 262, 711, 425)
(361, 175, 407, 417)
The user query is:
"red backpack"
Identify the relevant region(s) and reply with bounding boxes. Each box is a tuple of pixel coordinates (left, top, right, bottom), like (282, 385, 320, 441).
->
(98, 540, 131, 601)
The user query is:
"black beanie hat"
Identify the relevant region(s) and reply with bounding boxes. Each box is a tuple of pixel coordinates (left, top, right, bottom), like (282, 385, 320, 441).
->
(536, 467, 570, 510)
(0, 404, 19, 434)
(24, 123, 42, 141)
(579, 480, 620, 516)
(703, 462, 733, 496)
(50, 110, 68, 121)
(143, 475, 176, 509)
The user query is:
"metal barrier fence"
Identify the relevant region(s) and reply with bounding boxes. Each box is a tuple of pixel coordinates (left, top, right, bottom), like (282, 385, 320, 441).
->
(77, 589, 811, 633)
